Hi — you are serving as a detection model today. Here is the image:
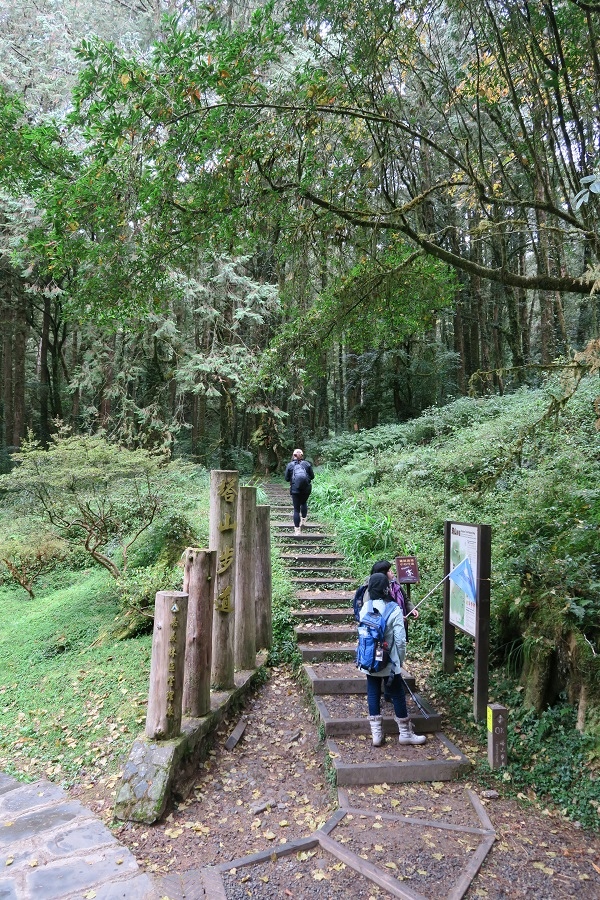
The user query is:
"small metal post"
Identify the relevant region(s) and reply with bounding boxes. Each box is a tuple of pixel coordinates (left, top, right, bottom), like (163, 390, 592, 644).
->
(487, 703, 508, 769)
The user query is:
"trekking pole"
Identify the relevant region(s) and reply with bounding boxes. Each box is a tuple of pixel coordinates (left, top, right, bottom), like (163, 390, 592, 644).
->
(407, 571, 452, 615)
(400, 675, 430, 719)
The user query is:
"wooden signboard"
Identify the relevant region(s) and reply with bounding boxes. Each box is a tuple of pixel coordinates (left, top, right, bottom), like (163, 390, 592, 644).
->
(395, 556, 420, 584)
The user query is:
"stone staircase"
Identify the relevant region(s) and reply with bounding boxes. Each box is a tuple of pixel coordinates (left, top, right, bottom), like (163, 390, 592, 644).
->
(262, 480, 471, 787)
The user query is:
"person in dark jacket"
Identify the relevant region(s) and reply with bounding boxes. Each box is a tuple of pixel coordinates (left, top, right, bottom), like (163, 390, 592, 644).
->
(284, 449, 314, 535)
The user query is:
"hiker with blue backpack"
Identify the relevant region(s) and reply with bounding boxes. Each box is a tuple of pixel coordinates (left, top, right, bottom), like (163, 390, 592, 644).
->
(356, 572, 426, 748)
(284, 448, 314, 535)
(353, 560, 419, 638)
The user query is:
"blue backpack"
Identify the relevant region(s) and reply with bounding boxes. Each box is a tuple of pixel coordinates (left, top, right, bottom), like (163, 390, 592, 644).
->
(355, 601, 396, 673)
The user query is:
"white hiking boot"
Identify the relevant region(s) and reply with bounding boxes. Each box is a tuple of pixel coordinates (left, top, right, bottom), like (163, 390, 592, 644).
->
(301, 516, 308, 526)
(294, 526, 301, 536)
(395, 716, 426, 745)
(369, 715, 384, 747)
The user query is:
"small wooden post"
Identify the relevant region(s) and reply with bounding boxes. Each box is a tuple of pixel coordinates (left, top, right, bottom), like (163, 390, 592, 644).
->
(182, 548, 216, 718)
(255, 504, 272, 650)
(210, 470, 239, 690)
(234, 485, 257, 670)
(145, 591, 189, 740)
(487, 704, 508, 768)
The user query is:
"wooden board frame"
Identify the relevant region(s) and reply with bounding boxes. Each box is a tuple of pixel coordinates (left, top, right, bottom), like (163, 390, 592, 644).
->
(442, 521, 492, 722)
(204, 794, 496, 900)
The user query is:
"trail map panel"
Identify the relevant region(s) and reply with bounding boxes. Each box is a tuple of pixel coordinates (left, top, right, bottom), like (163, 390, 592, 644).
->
(448, 523, 478, 637)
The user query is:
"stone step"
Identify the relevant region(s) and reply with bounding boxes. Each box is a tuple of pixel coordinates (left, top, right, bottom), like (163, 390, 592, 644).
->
(314, 695, 442, 735)
(272, 521, 324, 529)
(276, 533, 331, 542)
(281, 553, 345, 562)
(295, 590, 356, 603)
(290, 575, 355, 596)
(326, 733, 471, 785)
(295, 624, 356, 643)
(303, 662, 416, 694)
(292, 608, 354, 623)
(299, 643, 357, 662)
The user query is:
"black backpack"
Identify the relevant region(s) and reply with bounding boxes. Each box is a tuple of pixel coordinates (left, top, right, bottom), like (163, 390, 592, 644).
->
(292, 461, 310, 490)
(352, 584, 368, 621)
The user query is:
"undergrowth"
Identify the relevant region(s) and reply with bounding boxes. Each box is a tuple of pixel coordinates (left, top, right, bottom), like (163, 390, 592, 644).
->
(314, 376, 600, 829)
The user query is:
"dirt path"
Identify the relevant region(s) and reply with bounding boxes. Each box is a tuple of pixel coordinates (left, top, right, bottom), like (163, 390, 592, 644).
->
(68, 666, 600, 899)
(66, 480, 600, 898)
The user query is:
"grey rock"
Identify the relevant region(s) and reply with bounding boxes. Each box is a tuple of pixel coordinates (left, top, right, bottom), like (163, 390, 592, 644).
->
(26, 846, 138, 899)
(250, 799, 276, 815)
(0, 877, 17, 899)
(46, 819, 116, 856)
(133, 781, 149, 800)
(0, 782, 64, 817)
(0, 802, 87, 848)
(80, 873, 156, 899)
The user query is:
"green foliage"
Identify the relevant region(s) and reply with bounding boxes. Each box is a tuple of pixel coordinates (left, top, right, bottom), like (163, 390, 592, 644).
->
(130, 513, 198, 569)
(318, 376, 600, 824)
(310, 479, 397, 575)
(267, 554, 301, 667)
(0, 568, 151, 785)
(0, 429, 199, 580)
(0, 530, 68, 599)
(113, 563, 183, 640)
(428, 666, 600, 830)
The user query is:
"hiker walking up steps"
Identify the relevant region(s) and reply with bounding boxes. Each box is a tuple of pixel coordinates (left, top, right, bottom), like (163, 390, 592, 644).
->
(284, 448, 314, 535)
(356, 573, 426, 748)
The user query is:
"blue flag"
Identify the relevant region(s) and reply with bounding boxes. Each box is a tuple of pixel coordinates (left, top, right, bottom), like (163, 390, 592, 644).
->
(448, 557, 477, 603)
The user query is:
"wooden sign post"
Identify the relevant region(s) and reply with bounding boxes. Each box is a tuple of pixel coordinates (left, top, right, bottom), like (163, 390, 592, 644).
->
(234, 485, 257, 670)
(145, 590, 189, 740)
(210, 470, 239, 690)
(182, 548, 217, 718)
(255, 504, 273, 651)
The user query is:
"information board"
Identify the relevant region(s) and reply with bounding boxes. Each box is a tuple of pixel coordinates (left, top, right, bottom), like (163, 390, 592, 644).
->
(448, 522, 478, 637)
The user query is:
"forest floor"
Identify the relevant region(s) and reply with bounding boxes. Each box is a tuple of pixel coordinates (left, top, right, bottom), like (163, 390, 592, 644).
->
(67, 665, 600, 900)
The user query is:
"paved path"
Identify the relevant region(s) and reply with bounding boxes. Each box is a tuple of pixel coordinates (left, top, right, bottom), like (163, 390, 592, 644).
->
(0, 772, 156, 900)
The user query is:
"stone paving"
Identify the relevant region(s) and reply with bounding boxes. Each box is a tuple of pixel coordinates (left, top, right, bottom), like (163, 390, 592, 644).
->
(0, 772, 156, 900)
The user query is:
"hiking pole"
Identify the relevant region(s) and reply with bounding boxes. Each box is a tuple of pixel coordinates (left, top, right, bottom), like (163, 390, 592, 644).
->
(407, 571, 452, 615)
(400, 675, 430, 719)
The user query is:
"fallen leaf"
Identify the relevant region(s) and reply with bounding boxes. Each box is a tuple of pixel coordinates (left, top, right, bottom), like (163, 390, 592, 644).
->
(385, 861, 398, 869)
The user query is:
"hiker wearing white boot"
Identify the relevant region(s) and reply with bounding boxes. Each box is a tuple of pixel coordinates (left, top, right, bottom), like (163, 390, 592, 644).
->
(284, 448, 314, 535)
(356, 573, 426, 747)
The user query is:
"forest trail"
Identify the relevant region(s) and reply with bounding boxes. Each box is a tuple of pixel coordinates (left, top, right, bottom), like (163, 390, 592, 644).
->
(3, 483, 599, 899)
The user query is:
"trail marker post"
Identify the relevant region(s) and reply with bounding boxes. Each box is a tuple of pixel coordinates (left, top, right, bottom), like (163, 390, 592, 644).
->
(487, 703, 508, 768)
(255, 504, 273, 651)
(145, 590, 189, 739)
(210, 470, 239, 690)
(182, 548, 217, 717)
(234, 485, 257, 670)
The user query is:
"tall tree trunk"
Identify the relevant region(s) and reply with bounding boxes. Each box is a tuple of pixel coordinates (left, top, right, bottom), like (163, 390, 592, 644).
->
(1, 298, 15, 454)
(38, 295, 51, 445)
(12, 279, 27, 448)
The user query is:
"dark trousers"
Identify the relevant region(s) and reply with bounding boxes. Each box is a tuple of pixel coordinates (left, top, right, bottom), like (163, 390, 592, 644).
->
(366, 673, 408, 718)
(291, 491, 309, 527)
